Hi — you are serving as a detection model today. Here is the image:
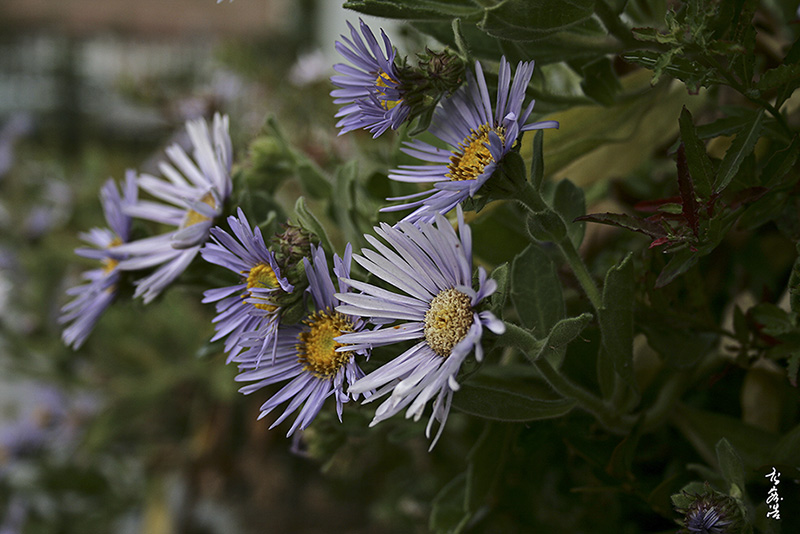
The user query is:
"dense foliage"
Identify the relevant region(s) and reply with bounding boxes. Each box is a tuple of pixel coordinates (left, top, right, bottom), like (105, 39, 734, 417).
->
(2, 1, 800, 532)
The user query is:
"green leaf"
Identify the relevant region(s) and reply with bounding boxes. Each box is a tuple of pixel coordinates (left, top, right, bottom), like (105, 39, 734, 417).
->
(695, 114, 756, 139)
(599, 254, 636, 389)
(637, 310, 718, 368)
(622, 50, 722, 91)
(580, 56, 621, 106)
(408, 102, 439, 136)
(606, 418, 644, 479)
(655, 248, 698, 288)
(510, 244, 565, 337)
(714, 109, 764, 193)
(761, 136, 800, 189)
(776, 36, 800, 106)
(674, 405, 778, 470)
(489, 263, 510, 317)
(332, 161, 363, 249)
(525, 209, 568, 243)
(631, 26, 678, 44)
(429, 473, 472, 534)
(293, 197, 333, 255)
(465, 423, 514, 512)
(773, 422, 800, 466)
(478, 0, 596, 41)
(678, 106, 713, 200)
(596, 346, 616, 400)
(344, 0, 481, 20)
(470, 203, 530, 264)
(749, 303, 796, 337)
(757, 63, 800, 92)
(296, 160, 333, 199)
(530, 130, 544, 190)
(521, 313, 593, 368)
(498, 148, 528, 190)
(670, 481, 709, 509)
(452, 374, 577, 422)
(544, 313, 593, 353)
(715, 438, 746, 494)
(552, 178, 586, 248)
(576, 212, 667, 239)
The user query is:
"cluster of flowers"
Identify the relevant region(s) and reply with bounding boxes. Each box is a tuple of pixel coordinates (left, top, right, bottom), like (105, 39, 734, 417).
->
(60, 20, 556, 448)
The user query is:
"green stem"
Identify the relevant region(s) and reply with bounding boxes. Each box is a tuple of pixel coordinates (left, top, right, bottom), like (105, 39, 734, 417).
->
(556, 237, 602, 311)
(594, 0, 638, 49)
(642, 350, 727, 431)
(701, 54, 794, 138)
(514, 182, 603, 311)
(504, 322, 633, 434)
(515, 181, 547, 212)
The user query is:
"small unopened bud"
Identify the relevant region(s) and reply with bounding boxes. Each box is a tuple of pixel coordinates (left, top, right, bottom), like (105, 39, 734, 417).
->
(674, 487, 745, 534)
(395, 49, 466, 133)
(270, 224, 316, 274)
(416, 48, 465, 94)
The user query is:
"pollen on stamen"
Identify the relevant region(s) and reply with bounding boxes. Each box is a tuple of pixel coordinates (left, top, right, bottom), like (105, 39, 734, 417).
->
(101, 237, 124, 274)
(375, 71, 401, 111)
(183, 192, 217, 228)
(297, 309, 354, 378)
(424, 288, 474, 357)
(244, 263, 279, 311)
(446, 124, 506, 182)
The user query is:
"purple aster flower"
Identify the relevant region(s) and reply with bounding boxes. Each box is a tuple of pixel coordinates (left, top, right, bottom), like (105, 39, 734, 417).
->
(200, 208, 294, 364)
(330, 19, 409, 138)
(335, 207, 505, 448)
(59, 172, 137, 349)
(115, 113, 232, 303)
(234, 244, 370, 436)
(384, 57, 559, 223)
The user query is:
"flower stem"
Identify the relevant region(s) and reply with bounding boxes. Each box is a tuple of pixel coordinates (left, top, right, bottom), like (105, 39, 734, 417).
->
(515, 182, 603, 311)
(556, 238, 602, 311)
(504, 322, 633, 434)
(515, 181, 548, 212)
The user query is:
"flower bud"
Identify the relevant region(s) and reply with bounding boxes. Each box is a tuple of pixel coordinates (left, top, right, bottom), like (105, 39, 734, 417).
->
(674, 486, 745, 534)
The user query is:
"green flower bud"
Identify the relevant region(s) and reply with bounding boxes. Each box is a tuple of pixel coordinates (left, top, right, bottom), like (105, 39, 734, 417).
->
(674, 486, 746, 534)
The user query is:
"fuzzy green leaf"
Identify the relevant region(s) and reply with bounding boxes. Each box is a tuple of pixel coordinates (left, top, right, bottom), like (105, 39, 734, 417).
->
(453, 372, 577, 422)
(465, 423, 514, 512)
(716, 438, 746, 494)
(552, 178, 586, 248)
(580, 56, 621, 106)
(344, 0, 481, 21)
(599, 254, 635, 389)
(478, 0, 596, 41)
(293, 197, 333, 255)
(511, 244, 565, 337)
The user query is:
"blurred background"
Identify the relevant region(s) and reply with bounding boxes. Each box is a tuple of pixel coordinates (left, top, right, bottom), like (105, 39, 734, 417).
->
(0, 2, 426, 533)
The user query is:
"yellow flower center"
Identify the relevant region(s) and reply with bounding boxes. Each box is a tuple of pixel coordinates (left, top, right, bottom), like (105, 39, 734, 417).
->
(102, 236, 124, 274)
(244, 263, 279, 311)
(375, 71, 401, 111)
(446, 124, 506, 182)
(424, 288, 474, 357)
(297, 310, 354, 378)
(183, 192, 217, 228)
